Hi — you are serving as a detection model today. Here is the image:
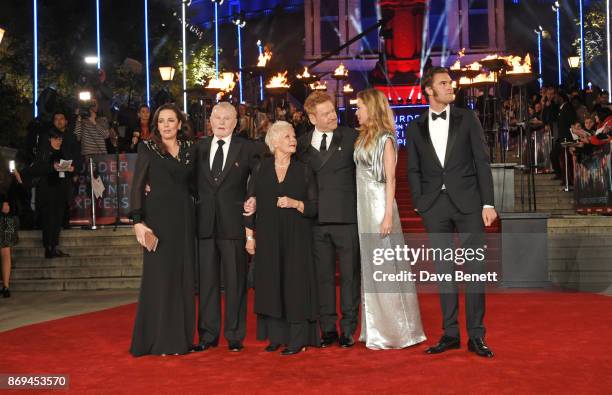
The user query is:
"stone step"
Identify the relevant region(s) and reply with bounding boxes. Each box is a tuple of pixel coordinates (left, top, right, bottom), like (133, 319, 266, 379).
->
(548, 217, 612, 228)
(549, 248, 612, 260)
(9, 277, 142, 291)
(12, 245, 142, 258)
(548, 226, 612, 234)
(17, 236, 139, 248)
(13, 255, 143, 268)
(12, 265, 143, 280)
(17, 227, 134, 239)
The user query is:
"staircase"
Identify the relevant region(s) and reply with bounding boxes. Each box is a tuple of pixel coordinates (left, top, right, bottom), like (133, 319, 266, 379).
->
(11, 228, 142, 291)
(396, 148, 426, 233)
(513, 171, 576, 216)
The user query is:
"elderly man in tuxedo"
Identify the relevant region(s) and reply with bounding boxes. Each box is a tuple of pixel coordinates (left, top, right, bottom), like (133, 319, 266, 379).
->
(192, 102, 259, 353)
(406, 67, 497, 358)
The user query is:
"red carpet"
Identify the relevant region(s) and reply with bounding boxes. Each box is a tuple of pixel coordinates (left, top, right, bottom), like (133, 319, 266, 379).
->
(2, 290, 612, 394)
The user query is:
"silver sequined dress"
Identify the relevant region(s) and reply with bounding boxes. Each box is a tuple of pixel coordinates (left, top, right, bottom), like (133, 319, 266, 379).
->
(354, 131, 426, 350)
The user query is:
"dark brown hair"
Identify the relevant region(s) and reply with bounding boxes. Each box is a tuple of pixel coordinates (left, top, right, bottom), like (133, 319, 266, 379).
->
(150, 104, 188, 154)
(420, 66, 450, 100)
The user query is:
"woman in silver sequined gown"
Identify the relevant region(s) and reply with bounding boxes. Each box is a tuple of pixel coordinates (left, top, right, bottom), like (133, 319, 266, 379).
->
(354, 89, 426, 350)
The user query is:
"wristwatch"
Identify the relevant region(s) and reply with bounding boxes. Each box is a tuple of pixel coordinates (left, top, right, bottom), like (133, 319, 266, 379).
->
(246, 236, 255, 241)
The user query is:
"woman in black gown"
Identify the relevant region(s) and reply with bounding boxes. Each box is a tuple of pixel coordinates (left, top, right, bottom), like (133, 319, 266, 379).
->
(130, 104, 195, 357)
(245, 121, 320, 355)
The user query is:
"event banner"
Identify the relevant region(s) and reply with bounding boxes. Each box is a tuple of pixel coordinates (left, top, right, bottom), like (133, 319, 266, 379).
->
(391, 104, 428, 147)
(341, 104, 428, 147)
(574, 142, 612, 210)
(69, 153, 136, 225)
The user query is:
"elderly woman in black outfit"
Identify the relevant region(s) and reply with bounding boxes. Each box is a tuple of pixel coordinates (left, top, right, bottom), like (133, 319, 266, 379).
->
(245, 120, 319, 355)
(130, 104, 195, 357)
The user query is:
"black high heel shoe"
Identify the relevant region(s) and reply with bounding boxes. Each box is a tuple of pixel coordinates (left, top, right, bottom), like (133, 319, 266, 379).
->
(265, 343, 281, 352)
(2, 287, 10, 298)
(280, 346, 306, 356)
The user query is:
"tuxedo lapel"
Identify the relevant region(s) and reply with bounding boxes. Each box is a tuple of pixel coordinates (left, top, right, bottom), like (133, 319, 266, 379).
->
(217, 137, 242, 185)
(319, 130, 343, 169)
(201, 138, 216, 185)
(418, 115, 443, 169)
(444, 107, 463, 168)
(300, 130, 323, 170)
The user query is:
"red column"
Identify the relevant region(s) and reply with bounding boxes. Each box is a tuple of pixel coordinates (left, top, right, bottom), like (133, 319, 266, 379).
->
(373, 0, 427, 102)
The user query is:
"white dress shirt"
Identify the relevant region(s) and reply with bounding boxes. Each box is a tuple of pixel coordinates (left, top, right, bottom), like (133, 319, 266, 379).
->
(311, 129, 333, 151)
(209, 134, 232, 171)
(428, 105, 450, 166)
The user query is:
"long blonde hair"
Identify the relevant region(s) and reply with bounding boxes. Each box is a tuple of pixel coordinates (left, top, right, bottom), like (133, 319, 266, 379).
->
(355, 88, 396, 149)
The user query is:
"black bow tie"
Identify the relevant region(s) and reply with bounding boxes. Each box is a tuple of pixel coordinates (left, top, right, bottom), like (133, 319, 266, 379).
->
(432, 110, 447, 121)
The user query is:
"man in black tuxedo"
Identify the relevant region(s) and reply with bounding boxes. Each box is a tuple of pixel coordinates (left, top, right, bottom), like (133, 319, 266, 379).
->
(192, 102, 259, 352)
(550, 92, 577, 182)
(406, 67, 497, 358)
(297, 91, 360, 348)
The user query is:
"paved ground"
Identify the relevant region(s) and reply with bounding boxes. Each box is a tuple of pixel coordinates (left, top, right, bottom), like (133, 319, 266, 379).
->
(1, 287, 609, 333)
(0, 290, 138, 332)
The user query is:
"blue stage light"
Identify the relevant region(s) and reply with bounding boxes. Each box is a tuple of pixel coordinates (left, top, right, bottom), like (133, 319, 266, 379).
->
(579, 0, 585, 89)
(144, 0, 150, 106)
(96, 0, 101, 69)
(33, 0, 39, 117)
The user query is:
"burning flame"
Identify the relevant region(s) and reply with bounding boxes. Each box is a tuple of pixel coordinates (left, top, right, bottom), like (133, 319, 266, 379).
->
(450, 60, 461, 70)
(296, 67, 312, 79)
(459, 72, 496, 86)
(266, 71, 290, 89)
(458, 48, 466, 58)
(343, 84, 354, 93)
(206, 72, 236, 92)
(310, 80, 327, 91)
(505, 54, 532, 74)
(257, 47, 272, 67)
(333, 63, 349, 77)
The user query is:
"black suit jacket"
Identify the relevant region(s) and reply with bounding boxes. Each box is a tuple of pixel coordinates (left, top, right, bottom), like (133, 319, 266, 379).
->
(297, 126, 358, 224)
(194, 136, 259, 239)
(406, 106, 494, 214)
(557, 102, 577, 141)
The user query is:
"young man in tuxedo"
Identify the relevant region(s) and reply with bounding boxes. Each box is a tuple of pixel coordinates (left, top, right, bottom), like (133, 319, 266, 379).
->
(192, 102, 258, 353)
(406, 67, 497, 358)
(297, 92, 360, 348)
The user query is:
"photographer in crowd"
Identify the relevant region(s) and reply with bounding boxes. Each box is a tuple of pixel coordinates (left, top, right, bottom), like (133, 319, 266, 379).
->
(74, 99, 110, 157)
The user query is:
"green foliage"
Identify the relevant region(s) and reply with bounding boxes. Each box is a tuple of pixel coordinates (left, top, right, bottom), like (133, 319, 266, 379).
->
(572, 2, 606, 64)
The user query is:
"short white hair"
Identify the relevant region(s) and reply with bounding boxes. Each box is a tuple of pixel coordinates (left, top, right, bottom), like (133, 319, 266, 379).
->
(211, 101, 237, 118)
(265, 121, 294, 154)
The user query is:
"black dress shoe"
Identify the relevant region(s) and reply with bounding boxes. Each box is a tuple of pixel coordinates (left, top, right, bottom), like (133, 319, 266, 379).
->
(467, 338, 494, 358)
(53, 249, 70, 258)
(228, 342, 243, 352)
(265, 343, 281, 352)
(320, 332, 338, 348)
(280, 346, 306, 356)
(45, 248, 54, 259)
(191, 342, 218, 352)
(2, 287, 10, 298)
(338, 334, 355, 348)
(425, 336, 461, 354)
